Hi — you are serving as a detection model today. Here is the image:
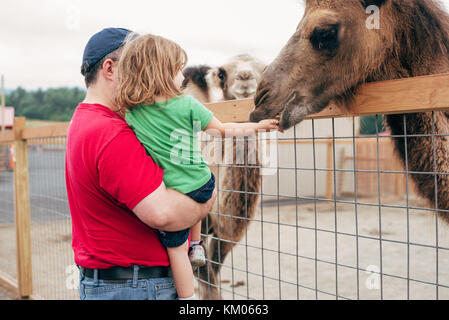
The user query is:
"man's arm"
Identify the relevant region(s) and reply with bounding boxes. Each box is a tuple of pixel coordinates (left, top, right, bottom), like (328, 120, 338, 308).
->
(98, 127, 216, 232)
(133, 181, 217, 232)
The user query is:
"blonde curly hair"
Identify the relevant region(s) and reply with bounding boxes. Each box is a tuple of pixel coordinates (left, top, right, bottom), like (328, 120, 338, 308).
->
(116, 33, 188, 111)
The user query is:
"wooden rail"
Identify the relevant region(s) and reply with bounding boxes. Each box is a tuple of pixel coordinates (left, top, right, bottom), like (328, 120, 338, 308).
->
(0, 73, 447, 144)
(207, 72, 449, 122)
(1, 72, 449, 299)
(22, 123, 70, 140)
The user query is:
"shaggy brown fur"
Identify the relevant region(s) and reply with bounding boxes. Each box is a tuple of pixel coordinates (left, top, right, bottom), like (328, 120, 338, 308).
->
(183, 55, 266, 299)
(183, 65, 213, 103)
(199, 141, 261, 300)
(250, 0, 449, 222)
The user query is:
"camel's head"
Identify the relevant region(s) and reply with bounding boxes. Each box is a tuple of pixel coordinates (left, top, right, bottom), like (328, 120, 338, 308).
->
(215, 54, 267, 100)
(250, 0, 393, 129)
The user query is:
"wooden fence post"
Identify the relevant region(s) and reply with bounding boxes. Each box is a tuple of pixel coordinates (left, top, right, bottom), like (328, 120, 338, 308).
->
(13, 117, 32, 299)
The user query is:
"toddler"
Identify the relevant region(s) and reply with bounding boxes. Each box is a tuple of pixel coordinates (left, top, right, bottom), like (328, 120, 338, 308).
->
(116, 34, 279, 300)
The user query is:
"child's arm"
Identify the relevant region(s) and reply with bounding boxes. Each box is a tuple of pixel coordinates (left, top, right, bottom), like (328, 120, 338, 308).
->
(204, 116, 280, 137)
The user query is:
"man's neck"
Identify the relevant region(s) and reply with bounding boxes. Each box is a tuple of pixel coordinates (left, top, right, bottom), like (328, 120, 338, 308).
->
(83, 91, 111, 108)
(83, 88, 126, 119)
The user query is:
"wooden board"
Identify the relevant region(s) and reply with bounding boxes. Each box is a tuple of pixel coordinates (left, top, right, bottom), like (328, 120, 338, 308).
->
(12, 72, 449, 140)
(22, 122, 70, 140)
(205, 99, 255, 123)
(206, 73, 449, 122)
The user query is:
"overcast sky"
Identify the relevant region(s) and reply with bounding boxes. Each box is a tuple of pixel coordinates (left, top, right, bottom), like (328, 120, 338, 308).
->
(1, 0, 449, 90)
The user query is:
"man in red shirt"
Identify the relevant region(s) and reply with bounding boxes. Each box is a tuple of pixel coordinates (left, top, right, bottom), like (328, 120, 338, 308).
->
(66, 28, 216, 300)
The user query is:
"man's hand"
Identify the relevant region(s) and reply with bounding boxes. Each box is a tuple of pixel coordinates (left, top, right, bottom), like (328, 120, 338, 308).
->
(133, 182, 217, 232)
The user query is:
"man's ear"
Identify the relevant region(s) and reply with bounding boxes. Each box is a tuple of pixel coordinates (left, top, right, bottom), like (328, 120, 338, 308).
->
(101, 59, 116, 81)
(361, 0, 388, 7)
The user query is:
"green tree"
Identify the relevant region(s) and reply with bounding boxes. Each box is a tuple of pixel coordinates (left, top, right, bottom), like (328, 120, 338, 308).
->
(4, 87, 86, 121)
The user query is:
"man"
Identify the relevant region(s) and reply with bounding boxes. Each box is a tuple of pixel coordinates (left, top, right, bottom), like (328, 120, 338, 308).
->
(66, 28, 216, 300)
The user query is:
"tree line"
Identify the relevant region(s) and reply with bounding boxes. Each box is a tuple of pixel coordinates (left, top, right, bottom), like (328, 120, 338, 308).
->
(4, 87, 86, 121)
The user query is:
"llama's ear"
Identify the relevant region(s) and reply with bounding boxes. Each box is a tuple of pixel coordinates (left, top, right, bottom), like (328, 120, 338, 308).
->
(361, 0, 387, 8)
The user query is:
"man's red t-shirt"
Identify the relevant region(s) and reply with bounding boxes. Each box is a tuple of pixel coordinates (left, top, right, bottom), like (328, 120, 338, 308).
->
(65, 103, 168, 269)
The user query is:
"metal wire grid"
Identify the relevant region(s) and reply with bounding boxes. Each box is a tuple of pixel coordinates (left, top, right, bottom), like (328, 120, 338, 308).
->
(26, 137, 76, 300)
(0, 143, 16, 283)
(196, 113, 449, 300)
(0, 113, 447, 300)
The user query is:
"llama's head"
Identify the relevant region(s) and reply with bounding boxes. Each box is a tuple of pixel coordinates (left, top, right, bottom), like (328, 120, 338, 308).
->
(249, 0, 407, 129)
(215, 54, 267, 100)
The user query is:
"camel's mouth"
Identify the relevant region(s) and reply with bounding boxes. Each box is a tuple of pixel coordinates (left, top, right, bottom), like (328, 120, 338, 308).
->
(235, 91, 257, 99)
(274, 92, 304, 120)
(250, 90, 301, 124)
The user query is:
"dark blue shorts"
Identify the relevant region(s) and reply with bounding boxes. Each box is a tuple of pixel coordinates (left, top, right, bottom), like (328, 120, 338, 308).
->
(158, 174, 215, 248)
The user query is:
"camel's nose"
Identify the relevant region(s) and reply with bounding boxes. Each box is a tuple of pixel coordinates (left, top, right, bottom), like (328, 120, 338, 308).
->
(249, 109, 262, 123)
(237, 70, 254, 81)
(254, 86, 270, 107)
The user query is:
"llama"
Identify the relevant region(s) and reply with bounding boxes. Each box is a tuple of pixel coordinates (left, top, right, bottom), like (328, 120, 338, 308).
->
(250, 0, 449, 222)
(183, 54, 267, 299)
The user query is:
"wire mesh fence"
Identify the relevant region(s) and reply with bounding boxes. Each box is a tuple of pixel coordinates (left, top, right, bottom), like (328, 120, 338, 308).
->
(1, 109, 449, 300)
(196, 114, 449, 300)
(26, 137, 76, 300)
(0, 143, 16, 284)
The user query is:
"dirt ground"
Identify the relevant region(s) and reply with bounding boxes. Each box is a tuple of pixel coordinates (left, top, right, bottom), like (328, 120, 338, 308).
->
(0, 282, 16, 300)
(1, 198, 449, 300)
(215, 199, 449, 300)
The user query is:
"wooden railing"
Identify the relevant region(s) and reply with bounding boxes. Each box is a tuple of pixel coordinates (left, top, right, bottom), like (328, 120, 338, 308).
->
(1, 73, 449, 299)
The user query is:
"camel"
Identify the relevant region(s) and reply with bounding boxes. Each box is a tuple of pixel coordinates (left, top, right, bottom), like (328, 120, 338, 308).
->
(182, 54, 267, 299)
(215, 54, 267, 100)
(183, 54, 267, 102)
(250, 0, 449, 223)
(182, 65, 223, 103)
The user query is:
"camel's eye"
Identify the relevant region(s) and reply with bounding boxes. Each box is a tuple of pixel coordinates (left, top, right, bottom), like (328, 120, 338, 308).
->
(217, 68, 227, 86)
(309, 24, 340, 51)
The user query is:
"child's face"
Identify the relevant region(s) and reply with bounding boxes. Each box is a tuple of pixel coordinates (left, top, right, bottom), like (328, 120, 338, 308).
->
(174, 71, 185, 90)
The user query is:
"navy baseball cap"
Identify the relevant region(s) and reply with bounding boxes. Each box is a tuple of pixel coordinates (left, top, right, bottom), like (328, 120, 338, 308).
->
(81, 27, 133, 75)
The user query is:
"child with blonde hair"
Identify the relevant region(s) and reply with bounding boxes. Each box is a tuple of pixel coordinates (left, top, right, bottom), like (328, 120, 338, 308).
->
(116, 33, 279, 300)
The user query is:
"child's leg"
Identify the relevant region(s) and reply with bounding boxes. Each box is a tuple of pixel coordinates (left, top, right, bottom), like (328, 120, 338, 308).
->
(188, 222, 206, 267)
(190, 221, 202, 243)
(167, 240, 195, 299)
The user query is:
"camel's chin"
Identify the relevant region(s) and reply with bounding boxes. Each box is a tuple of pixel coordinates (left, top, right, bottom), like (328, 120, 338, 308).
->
(279, 103, 310, 130)
(249, 106, 283, 123)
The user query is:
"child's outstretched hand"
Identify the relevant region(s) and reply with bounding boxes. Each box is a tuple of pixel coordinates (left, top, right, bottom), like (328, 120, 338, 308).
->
(258, 119, 282, 132)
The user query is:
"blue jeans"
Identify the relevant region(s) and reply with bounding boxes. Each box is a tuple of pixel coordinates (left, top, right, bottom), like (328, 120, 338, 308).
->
(79, 268, 177, 300)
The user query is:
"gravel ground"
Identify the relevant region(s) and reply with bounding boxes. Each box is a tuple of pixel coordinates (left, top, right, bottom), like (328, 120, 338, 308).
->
(211, 199, 449, 300)
(2, 197, 448, 300)
(0, 282, 16, 300)
(1, 148, 449, 300)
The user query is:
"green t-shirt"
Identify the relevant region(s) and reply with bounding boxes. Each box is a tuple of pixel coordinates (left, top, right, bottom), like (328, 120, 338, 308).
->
(126, 95, 214, 194)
